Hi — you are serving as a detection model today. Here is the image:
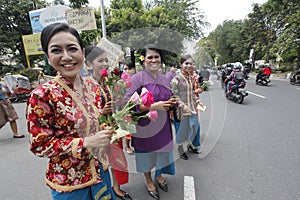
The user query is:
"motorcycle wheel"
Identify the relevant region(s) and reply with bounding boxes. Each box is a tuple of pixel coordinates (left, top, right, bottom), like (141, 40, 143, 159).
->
(236, 95, 244, 104)
(290, 79, 295, 85)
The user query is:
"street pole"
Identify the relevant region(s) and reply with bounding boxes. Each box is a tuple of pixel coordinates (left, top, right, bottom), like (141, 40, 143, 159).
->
(100, 0, 107, 38)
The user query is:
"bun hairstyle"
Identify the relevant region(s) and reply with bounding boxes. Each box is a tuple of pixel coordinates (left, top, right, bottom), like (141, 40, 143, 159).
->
(41, 22, 84, 55)
(85, 46, 106, 64)
(139, 44, 164, 66)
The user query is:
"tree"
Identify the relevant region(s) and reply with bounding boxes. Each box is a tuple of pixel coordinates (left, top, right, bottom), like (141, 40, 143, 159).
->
(0, 0, 48, 68)
(105, 0, 208, 65)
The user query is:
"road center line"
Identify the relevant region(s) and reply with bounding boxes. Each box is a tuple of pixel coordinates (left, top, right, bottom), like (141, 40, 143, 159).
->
(247, 91, 266, 99)
(184, 176, 196, 200)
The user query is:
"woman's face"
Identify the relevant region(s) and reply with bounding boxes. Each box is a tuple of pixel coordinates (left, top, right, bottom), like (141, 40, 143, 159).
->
(47, 32, 84, 82)
(181, 58, 195, 75)
(90, 53, 109, 80)
(144, 49, 161, 74)
(123, 65, 135, 76)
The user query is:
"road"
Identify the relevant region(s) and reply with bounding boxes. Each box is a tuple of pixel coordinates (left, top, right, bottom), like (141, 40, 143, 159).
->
(0, 75, 299, 200)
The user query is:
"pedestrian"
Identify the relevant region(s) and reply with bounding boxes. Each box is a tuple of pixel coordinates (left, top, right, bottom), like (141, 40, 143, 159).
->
(171, 55, 203, 160)
(26, 23, 115, 200)
(0, 81, 25, 138)
(123, 61, 136, 155)
(125, 44, 176, 200)
(85, 45, 132, 200)
(38, 71, 46, 85)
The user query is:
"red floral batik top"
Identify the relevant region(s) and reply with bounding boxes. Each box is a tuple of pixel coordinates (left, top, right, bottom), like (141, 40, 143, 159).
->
(26, 74, 103, 192)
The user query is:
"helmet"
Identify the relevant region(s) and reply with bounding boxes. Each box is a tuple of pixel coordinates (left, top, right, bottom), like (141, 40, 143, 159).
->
(233, 62, 242, 69)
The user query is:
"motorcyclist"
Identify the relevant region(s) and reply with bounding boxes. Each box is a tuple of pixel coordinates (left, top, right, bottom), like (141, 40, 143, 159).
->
(222, 64, 233, 88)
(256, 64, 272, 83)
(225, 62, 245, 94)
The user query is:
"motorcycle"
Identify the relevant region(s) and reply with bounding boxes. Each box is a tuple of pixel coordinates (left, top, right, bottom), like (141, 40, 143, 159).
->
(256, 75, 271, 86)
(290, 72, 300, 85)
(225, 79, 248, 104)
(3, 74, 32, 102)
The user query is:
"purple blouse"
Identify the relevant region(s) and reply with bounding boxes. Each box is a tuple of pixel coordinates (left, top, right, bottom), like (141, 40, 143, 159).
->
(125, 70, 175, 152)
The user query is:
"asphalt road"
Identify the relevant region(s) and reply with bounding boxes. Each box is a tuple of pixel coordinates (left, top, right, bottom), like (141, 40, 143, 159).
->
(0, 75, 299, 200)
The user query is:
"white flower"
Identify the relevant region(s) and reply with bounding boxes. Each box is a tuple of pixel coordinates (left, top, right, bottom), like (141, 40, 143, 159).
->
(171, 78, 178, 86)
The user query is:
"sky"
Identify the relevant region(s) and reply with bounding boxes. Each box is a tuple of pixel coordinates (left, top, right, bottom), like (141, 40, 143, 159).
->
(88, 0, 268, 34)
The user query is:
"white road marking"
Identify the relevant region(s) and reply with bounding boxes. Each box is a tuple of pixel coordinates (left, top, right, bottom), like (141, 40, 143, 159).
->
(247, 91, 266, 99)
(184, 176, 196, 200)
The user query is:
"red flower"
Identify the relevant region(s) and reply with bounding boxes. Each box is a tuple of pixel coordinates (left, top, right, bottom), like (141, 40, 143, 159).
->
(141, 87, 154, 108)
(113, 68, 120, 76)
(100, 69, 109, 77)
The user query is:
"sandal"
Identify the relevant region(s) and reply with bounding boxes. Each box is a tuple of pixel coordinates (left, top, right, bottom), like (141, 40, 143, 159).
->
(13, 134, 25, 138)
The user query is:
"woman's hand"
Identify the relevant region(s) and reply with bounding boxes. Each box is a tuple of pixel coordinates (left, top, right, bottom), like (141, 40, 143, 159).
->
(83, 129, 114, 148)
(150, 100, 176, 111)
(102, 101, 114, 115)
(195, 88, 204, 94)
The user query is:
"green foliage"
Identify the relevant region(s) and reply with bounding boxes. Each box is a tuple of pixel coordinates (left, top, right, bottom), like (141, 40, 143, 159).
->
(276, 66, 288, 72)
(0, 0, 48, 68)
(196, 0, 299, 68)
(106, 0, 208, 65)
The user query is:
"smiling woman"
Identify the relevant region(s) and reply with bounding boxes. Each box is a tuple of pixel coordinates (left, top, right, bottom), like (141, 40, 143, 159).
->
(27, 23, 115, 200)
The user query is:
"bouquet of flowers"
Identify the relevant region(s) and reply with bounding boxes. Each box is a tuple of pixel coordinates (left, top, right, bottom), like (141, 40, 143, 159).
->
(98, 68, 158, 142)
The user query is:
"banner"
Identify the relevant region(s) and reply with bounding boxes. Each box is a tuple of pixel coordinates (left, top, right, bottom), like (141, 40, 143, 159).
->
(29, 5, 69, 34)
(22, 33, 44, 56)
(66, 7, 97, 31)
(97, 38, 125, 71)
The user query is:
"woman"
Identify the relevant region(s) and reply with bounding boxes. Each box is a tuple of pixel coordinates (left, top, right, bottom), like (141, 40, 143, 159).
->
(0, 81, 24, 138)
(171, 55, 202, 160)
(85, 45, 132, 200)
(26, 23, 115, 200)
(123, 61, 136, 155)
(125, 44, 176, 200)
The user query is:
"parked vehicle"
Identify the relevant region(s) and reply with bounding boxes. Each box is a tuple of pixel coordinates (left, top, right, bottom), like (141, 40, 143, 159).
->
(225, 79, 248, 104)
(3, 74, 32, 102)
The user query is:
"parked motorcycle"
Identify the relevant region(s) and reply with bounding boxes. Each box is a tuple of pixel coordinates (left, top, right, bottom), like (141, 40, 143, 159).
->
(225, 80, 248, 104)
(256, 75, 271, 86)
(3, 74, 32, 102)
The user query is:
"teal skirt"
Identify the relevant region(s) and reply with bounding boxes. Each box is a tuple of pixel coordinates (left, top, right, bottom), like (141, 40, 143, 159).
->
(175, 113, 200, 149)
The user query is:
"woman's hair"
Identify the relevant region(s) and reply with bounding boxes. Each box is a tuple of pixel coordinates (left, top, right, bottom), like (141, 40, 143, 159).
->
(180, 54, 194, 64)
(41, 23, 84, 55)
(85, 46, 106, 64)
(170, 61, 178, 68)
(140, 44, 164, 65)
(124, 61, 135, 70)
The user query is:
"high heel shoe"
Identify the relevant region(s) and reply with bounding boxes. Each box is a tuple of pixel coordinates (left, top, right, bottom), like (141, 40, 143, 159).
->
(180, 153, 188, 160)
(147, 187, 160, 200)
(113, 188, 132, 200)
(157, 180, 168, 192)
(188, 145, 201, 154)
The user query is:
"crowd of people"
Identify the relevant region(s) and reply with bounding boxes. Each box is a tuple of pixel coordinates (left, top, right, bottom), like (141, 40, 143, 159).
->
(22, 22, 205, 200)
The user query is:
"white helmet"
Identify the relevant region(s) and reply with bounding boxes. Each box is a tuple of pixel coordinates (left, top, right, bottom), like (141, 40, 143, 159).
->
(233, 62, 242, 69)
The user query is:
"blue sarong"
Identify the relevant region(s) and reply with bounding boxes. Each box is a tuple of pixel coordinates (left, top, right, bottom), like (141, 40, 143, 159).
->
(134, 149, 175, 179)
(174, 113, 201, 149)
